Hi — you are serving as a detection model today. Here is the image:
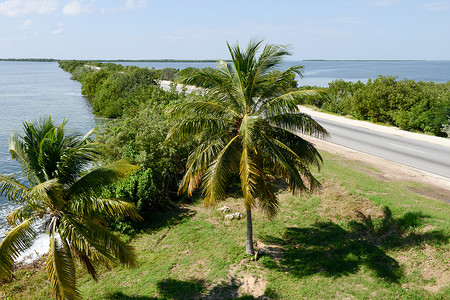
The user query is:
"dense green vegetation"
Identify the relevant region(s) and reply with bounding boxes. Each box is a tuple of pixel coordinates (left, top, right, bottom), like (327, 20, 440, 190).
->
(305, 77, 450, 137)
(0, 118, 141, 299)
(58, 60, 200, 229)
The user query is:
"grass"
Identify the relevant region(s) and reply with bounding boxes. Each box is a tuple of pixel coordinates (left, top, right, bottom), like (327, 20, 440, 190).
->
(1, 151, 449, 299)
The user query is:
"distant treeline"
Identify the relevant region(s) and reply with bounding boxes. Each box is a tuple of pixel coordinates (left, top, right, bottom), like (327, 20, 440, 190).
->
(0, 58, 224, 63)
(0, 58, 57, 62)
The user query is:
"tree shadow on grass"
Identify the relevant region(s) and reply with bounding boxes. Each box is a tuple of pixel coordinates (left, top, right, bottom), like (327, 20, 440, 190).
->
(153, 278, 274, 299)
(105, 292, 157, 300)
(141, 206, 196, 233)
(261, 207, 448, 282)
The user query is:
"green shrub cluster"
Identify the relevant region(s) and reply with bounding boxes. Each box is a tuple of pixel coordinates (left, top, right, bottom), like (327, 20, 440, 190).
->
(304, 76, 450, 137)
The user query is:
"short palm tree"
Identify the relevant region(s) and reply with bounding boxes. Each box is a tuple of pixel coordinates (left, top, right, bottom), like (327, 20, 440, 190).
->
(0, 117, 141, 299)
(167, 40, 328, 254)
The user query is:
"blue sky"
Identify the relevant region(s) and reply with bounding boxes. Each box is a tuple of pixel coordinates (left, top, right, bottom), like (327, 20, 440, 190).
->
(0, 0, 449, 60)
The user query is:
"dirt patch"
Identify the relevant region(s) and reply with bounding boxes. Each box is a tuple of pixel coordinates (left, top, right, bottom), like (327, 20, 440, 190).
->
(316, 180, 384, 222)
(257, 241, 284, 262)
(237, 272, 267, 298)
(305, 136, 450, 203)
(396, 245, 450, 294)
(206, 259, 268, 299)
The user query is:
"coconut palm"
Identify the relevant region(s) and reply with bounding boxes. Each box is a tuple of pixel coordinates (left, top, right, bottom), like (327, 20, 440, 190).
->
(167, 40, 328, 254)
(0, 117, 141, 299)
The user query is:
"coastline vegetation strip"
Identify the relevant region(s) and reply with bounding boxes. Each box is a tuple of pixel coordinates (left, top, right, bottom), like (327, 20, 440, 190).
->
(1, 150, 448, 299)
(57, 59, 450, 137)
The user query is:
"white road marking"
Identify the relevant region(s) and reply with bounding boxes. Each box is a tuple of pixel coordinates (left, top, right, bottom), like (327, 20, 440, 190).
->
(388, 143, 425, 154)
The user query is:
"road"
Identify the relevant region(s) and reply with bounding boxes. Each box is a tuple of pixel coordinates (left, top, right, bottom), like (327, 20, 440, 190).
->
(159, 81, 450, 179)
(314, 117, 450, 178)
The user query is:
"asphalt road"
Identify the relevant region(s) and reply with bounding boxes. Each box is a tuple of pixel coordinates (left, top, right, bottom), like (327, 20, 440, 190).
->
(159, 81, 450, 179)
(315, 117, 450, 178)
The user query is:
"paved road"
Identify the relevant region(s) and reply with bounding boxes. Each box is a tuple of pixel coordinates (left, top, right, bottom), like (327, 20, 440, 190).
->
(315, 117, 450, 178)
(159, 81, 450, 178)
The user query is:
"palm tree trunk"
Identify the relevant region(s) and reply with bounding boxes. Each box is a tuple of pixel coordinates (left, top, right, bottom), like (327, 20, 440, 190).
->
(246, 209, 254, 254)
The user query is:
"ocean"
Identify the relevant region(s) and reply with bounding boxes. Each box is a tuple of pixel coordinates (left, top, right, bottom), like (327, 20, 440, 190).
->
(0, 60, 449, 261)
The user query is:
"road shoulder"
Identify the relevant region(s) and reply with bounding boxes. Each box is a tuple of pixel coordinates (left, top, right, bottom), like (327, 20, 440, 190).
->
(300, 106, 450, 148)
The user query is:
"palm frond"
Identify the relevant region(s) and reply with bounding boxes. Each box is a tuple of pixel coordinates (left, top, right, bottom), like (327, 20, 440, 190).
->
(46, 231, 79, 300)
(202, 135, 240, 206)
(61, 215, 137, 268)
(238, 114, 259, 210)
(66, 160, 138, 198)
(166, 117, 232, 142)
(266, 112, 329, 138)
(58, 215, 116, 271)
(258, 90, 303, 116)
(256, 43, 292, 76)
(7, 205, 37, 226)
(79, 126, 99, 143)
(179, 133, 230, 195)
(57, 142, 101, 185)
(167, 101, 238, 120)
(0, 218, 37, 280)
(27, 178, 63, 208)
(8, 132, 39, 185)
(253, 155, 279, 219)
(239, 145, 258, 211)
(257, 65, 304, 101)
(0, 174, 29, 203)
(265, 127, 324, 168)
(254, 130, 309, 193)
(70, 197, 143, 221)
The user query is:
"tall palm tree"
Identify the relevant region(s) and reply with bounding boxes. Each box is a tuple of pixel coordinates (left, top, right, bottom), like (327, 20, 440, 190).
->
(0, 117, 141, 299)
(167, 40, 328, 254)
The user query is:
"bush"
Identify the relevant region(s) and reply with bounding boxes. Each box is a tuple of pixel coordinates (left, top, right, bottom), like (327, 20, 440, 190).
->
(316, 76, 450, 136)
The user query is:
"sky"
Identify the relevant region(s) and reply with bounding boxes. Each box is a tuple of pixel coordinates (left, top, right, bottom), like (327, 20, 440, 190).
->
(0, 0, 449, 60)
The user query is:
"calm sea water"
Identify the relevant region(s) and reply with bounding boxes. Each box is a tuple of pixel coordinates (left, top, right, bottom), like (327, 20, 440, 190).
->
(118, 60, 450, 86)
(0, 62, 97, 249)
(0, 60, 449, 259)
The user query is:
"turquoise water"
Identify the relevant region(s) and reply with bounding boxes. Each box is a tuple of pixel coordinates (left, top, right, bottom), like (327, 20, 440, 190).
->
(0, 60, 449, 246)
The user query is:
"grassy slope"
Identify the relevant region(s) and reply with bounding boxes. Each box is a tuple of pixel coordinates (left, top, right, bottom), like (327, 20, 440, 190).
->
(1, 151, 449, 299)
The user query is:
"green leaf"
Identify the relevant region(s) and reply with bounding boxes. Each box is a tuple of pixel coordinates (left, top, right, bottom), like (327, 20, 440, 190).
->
(0, 218, 36, 280)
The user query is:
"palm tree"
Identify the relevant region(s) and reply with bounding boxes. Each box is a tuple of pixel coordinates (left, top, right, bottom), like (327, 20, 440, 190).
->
(0, 117, 141, 299)
(167, 40, 328, 254)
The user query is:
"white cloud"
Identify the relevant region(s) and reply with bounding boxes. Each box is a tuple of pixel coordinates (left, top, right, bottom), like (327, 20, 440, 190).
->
(52, 21, 65, 34)
(52, 28, 64, 34)
(22, 19, 33, 29)
(62, 0, 90, 16)
(0, 0, 58, 16)
(419, 2, 449, 12)
(125, 0, 147, 10)
(366, 0, 402, 7)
